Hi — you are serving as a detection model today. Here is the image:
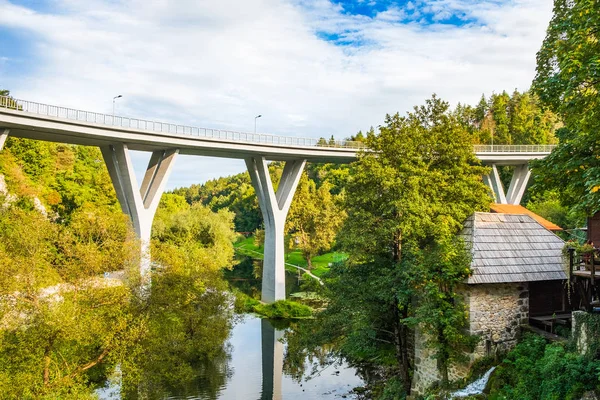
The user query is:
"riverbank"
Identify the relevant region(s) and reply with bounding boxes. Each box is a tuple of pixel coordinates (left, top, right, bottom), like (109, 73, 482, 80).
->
(234, 235, 347, 278)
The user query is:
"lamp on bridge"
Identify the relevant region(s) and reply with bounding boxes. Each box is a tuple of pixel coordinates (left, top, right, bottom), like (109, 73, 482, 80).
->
(254, 114, 262, 134)
(112, 95, 123, 116)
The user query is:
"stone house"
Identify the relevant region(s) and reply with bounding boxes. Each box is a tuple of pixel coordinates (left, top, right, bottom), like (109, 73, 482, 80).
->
(412, 211, 567, 394)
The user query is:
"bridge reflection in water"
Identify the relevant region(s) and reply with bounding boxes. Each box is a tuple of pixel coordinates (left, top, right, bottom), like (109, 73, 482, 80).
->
(261, 319, 284, 400)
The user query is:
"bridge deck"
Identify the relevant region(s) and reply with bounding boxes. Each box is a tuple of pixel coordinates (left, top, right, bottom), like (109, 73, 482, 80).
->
(0, 96, 555, 163)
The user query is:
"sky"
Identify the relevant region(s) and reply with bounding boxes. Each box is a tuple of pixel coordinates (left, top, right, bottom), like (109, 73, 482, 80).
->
(0, 0, 553, 189)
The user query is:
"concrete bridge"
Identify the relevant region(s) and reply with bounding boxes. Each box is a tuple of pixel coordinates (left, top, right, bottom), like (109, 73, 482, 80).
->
(0, 96, 555, 302)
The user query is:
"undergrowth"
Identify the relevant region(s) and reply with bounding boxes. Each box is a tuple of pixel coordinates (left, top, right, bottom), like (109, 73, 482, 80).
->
(234, 291, 313, 319)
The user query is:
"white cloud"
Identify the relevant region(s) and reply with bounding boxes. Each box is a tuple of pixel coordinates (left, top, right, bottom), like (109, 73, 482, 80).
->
(0, 0, 553, 188)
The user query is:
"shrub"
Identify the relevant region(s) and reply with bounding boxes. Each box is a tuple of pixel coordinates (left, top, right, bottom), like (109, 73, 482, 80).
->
(253, 300, 313, 319)
(487, 334, 600, 400)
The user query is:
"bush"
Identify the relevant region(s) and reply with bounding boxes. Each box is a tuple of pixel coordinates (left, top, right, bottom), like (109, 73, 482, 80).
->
(253, 300, 313, 319)
(234, 293, 313, 319)
(487, 334, 600, 400)
(233, 291, 261, 313)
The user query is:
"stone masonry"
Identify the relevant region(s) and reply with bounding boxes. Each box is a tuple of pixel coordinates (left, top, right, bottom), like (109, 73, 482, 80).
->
(411, 283, 528, 395)
(469, 283, 529, 358)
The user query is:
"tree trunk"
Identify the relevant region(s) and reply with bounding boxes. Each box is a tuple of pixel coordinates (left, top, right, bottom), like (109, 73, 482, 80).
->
(43, 348, 51, 386)
(437, 329, 449, 387)
(392, 299, 411, 394)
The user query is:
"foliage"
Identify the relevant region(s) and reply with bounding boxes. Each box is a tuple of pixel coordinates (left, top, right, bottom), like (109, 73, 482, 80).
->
(0, 121, 239, 398)
(572, 311, 600, 359)
(527, 190, 586, 231)
(487, 334, 600, 400)
(233, 290, 262, 313)
(152, 196, 238, 274)
(121, 266, 233, 399)
(287, 174, 346, 268)
(307, 95, 492, 392)
(341, 95, 491, 261)
(234, 291, 312, 319)
(172, 171, 262, 232)
(253, 300, 313, 319)
(0, 202, 140, 399)
(375, 375, 407, 400)
(0, 138, 121, 221)
(454, 90, 559, 145)
(531, 0, 600, 215)
(409, 239, 479, 383)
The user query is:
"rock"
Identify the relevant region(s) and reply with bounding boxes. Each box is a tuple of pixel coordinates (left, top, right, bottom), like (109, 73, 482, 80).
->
(580, 391, 599, 400)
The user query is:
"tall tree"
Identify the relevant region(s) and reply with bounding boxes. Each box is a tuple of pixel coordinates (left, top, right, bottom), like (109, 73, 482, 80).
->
(313, 95, 491, 392)
(531, 0, 600, 215)
(286, 175, 345, 268)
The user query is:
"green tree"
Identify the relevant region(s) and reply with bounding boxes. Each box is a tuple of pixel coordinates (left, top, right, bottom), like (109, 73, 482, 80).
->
(454, 90, 559, 146)
(310, 95, 491, 392)
(286, 175, 345, 268)
(0, 202, 141, 399)
(122, 201, 237, 399)
(531, 0, 600, 215)
(172, 172, 262, 232)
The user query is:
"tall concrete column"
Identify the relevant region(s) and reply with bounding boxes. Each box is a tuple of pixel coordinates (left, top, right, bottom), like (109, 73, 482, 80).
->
(482, 164, 507, 204)
(101, 144, 178, 281)
(0, 129, 9, 151)
(506, 164, 531, 205)
(260, 318, 283, 400)
(482, 163, 531, 205)
(246, 157, 305, 303)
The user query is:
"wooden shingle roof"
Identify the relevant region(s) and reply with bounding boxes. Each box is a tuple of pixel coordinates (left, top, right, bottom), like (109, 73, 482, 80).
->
(460, 213, 567, 284)
(489, 204, 562, 231)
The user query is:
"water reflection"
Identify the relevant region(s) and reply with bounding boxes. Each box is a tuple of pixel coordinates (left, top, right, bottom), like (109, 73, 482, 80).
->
(261, 318, 283, 400)
(98, 315, 363, 399)
(224, 257, 301, 300)
(220, 316, 362, 400)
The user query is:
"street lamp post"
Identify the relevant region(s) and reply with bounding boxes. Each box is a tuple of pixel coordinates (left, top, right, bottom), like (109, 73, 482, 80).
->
(112, 95, 123, 116)
(254, 114, 262, 134)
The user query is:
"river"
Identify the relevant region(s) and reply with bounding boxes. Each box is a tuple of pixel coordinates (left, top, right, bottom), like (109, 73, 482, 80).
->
(97, 315, 364, 399)
(96, 262, 365, 399)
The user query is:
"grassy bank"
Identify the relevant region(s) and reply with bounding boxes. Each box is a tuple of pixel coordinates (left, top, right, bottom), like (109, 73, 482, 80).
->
(234, 235, 346, 277)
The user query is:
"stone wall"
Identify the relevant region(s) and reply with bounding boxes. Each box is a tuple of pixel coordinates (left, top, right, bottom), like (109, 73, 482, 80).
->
(572, 311, 600, 357)
(469, 283, 529, 358)
(411, 283, 528, 395)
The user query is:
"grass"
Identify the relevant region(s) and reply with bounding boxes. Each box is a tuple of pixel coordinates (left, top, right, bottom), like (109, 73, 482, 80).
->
(234, 291, 313, 319)
(234, 235, 347, 277)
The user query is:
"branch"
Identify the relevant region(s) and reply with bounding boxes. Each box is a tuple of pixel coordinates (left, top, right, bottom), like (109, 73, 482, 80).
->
(372, 337, 393, 345)
(75, 347, 111, 375)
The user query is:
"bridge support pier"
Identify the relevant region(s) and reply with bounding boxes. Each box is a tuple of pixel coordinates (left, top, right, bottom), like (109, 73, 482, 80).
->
(483, 163, 531, 205)
(246, 156, 305, 303)
(506, 164, 531, 205)
(483, 164, 507, 204)
(0, 129, 9, 151)
(101, 144, 178, 282)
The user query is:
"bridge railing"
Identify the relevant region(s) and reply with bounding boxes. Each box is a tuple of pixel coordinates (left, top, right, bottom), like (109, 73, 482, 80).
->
(474, 144, 556, 153)
(0, 95, 365, 150)
(0, 96, 559, 154)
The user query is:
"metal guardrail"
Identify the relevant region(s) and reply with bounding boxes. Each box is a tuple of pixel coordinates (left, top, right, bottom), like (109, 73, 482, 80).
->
(0, 95, 364, 150)
(0, 96, 558, 153)
(473, 144, 556, 153)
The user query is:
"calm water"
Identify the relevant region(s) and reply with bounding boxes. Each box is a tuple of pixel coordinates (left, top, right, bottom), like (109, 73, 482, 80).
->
(98, 315, 363, 399)
(97, 257, 363, 399)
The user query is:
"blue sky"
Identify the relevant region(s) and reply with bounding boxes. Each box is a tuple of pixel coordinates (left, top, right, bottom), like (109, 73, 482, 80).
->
(0, 0, 553, 188)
